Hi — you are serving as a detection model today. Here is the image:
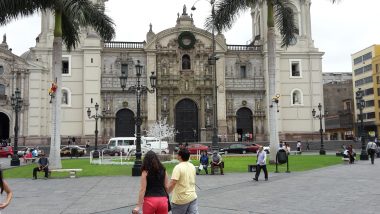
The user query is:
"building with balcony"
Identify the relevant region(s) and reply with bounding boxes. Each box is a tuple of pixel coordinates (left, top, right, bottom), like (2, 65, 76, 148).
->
(0, 0, 324, 145)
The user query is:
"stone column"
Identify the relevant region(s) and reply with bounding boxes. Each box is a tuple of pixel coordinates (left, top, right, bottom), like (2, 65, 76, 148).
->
(146, 53, 157, 126)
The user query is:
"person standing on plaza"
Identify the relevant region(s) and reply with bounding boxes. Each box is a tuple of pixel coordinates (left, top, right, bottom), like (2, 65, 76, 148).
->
(253, 146, 268, 181)
(168, 148, 198, 214)
(366, 139, 378, 164)
(347, 145, 355, 164)
(297, 141, 302, 152)
(132, 151, 169, 214)
(0, 169, 13, 212)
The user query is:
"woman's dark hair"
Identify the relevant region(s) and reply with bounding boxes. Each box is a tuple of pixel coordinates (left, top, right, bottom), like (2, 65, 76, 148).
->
(178, 148, 190, 161)
(141, 151, 165, 174)
(0, 169, 4, 194)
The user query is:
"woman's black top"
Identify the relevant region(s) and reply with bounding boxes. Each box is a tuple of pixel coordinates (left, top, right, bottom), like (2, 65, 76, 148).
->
(144, 169, 166, 197)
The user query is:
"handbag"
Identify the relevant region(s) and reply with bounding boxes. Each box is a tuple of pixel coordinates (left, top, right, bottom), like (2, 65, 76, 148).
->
(161, 176, 171, 212)
(198, 165, 204, 170)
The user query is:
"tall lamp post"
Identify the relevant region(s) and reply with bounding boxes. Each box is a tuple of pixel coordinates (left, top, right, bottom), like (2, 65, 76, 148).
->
(312, 103, 327, 155)
(87, 102, 105, 158)
(356, 88, 368, 160)
(192, 0, 219, 151)
(10, 88, 23, 166)
(119, 60, 156, 176)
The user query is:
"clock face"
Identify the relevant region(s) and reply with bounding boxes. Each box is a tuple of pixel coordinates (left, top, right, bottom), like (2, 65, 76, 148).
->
(182, 38, 191, 46)
(178, 31, 195, 49)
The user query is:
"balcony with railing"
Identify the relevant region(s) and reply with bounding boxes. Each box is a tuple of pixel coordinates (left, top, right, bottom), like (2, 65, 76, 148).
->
(227, 45, 261, 52)
(104, 41, 145, 49)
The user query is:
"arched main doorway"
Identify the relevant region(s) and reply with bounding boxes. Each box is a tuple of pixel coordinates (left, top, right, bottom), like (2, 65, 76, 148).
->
(115, 109, 135, 137)
(175, 99, 198, 142)
(236, 107, 253, 141)
(0, 112, 10, 140)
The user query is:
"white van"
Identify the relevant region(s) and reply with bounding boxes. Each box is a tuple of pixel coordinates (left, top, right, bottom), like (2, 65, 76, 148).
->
(106, 137, 136, 154)
(142, 137, 169, 154)
(106, 136, 169, 155)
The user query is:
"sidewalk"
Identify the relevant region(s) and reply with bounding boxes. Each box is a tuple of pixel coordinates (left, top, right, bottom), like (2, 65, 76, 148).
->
(4, 158, 380, 214)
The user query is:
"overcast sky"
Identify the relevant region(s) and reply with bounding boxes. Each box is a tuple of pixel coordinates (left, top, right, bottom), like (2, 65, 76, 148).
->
(0, 0, 379, 73)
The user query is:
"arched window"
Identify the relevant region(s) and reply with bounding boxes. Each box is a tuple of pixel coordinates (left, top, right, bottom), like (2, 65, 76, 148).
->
(291, 89, 303, 105)
(61, 87, 71, 106)
(182, 54, 191, 70)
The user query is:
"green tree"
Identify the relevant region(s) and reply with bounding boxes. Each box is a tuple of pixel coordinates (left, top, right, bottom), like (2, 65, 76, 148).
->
(0, 0, 115, 168)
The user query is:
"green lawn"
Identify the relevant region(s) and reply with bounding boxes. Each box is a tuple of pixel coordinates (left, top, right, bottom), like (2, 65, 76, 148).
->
(4, 155, 342, 179)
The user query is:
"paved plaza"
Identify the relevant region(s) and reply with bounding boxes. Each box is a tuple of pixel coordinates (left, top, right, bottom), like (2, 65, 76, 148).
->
(2, 158, 380, 214)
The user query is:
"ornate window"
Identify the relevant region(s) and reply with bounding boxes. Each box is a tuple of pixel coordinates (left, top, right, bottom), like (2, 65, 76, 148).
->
(0, 84, 5, 96)
(291, 89, 303, 105)
(121, 64, 128, 76)
(182, 54, 191, 70)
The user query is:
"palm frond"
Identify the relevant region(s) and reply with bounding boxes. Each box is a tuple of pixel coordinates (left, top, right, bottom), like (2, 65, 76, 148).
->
(0, 0, 55, 25)
(206, 0, 257, 32)
(273, 0, 298, 47)
(62, 0, 115, 42)
(61, 12, 80, 51)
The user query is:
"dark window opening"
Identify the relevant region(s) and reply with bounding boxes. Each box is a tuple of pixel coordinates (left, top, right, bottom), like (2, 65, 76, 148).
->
(240, 65, 247, 78)
(182, 55, 191, 70)
(291, 62, 300, 76)
(62, 60, 69, 74)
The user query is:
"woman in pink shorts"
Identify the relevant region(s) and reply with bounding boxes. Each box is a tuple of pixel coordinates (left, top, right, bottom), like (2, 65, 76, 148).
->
(132, 151, 169, 214)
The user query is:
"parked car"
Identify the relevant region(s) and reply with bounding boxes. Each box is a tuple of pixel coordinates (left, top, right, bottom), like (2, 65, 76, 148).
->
(187, 144, 209, 154)
(220, 144, 248, 154)
(60, 145, 87, 157)
(246, 143, 262, 153)
(102, 147, 124, 156)
(0, 146, 14, 158)
(17, 147, 43, 157)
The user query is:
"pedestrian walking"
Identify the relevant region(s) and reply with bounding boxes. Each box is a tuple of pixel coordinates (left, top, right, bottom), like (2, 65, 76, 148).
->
(0, 169, 12, 213)
(253, 146, 268, 181)
(132, 151, 169, 214)
(86, 140, 90, 153)
(367, 139, 378, 165)
(347, 145, 355, 164)
(297, 141, 302, 152)
(168, 148, 198, 214)
(306, 142, 310, 150)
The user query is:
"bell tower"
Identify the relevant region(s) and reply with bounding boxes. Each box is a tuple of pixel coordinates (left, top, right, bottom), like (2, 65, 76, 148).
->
(251, 0, 314, 48)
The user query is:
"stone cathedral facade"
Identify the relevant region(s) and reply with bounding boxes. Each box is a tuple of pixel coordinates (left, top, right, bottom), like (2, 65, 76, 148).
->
(0, 0, 324, 145)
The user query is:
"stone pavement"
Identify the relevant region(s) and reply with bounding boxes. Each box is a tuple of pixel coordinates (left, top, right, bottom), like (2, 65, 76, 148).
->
(3, 158, 380, 214)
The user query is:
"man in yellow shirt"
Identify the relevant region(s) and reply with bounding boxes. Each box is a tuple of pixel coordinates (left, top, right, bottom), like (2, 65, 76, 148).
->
(168, 148, 198, 214)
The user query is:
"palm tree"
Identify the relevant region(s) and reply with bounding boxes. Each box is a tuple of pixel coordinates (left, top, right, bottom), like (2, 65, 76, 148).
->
(0, 0, 115, 169)
(209, 0, 339, 162)
(206, 0, 297, 162)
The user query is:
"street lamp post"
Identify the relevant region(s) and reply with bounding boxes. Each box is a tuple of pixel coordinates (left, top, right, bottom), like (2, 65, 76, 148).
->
(356, 88, 368, 160)
(87, 102, 105, 158)
(312, 103, 327, 155)
(10, 88, 23, 166)
(192, 0, 219, 151)
(119, 60, 156, 176)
